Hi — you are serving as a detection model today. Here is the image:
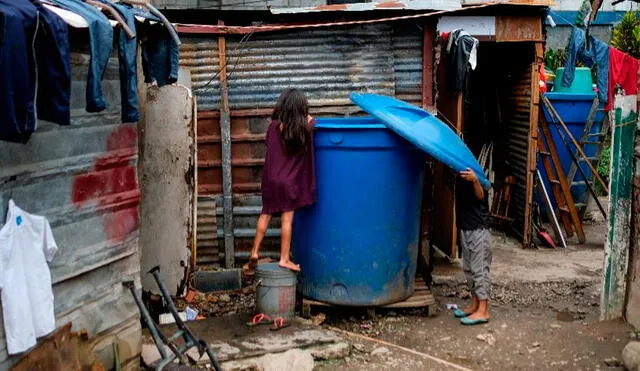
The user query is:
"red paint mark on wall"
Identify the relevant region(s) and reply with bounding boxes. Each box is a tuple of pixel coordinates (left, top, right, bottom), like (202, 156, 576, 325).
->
(72, 126, 140, 242)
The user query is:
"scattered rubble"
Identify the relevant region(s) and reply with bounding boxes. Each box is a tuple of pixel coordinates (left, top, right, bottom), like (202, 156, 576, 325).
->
(175, 285, 256, 318)
(476, 333, 496, 346)
(370, 347, 391, 356)
(604, 357, 622, 367)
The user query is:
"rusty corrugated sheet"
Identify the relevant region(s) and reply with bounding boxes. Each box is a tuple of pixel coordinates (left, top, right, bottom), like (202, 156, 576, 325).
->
(0, 52, 140, 369)
(183, 23, 423, 265)
(393, 23, 423, 105)
(196, 196, 220, 267)
(270, 0, 461, 14)
(504, 63, 533, 234)
(182, 24, 397, 111)
(225, 24, 395, 109)
(183, 23, 422, 196)
(180, 39, 221, 111)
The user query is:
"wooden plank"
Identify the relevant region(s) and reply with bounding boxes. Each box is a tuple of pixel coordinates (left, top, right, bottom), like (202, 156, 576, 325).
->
(495, 15, 543, 42)
(524, 59, 541, 248)
(432, 41, 463, 259)
(540, 113, 585, 242)
(537, 128, 574, 237)
(422, 21, 435, 109)
(601, 94, 637, 320)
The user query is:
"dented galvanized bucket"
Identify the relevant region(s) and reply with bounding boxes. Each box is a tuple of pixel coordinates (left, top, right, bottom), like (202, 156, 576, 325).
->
(255, 263, 297, 319)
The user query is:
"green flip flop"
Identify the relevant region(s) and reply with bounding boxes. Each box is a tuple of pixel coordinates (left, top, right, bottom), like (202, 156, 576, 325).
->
(453, 309, 469, 318)
(460, 317, 490, 326)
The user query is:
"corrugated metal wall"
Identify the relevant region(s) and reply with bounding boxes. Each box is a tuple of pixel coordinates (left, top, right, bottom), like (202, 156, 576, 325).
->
(0, 51, 141, 368)
(503, 61, 535, 234)
(180, 22, 423, 267)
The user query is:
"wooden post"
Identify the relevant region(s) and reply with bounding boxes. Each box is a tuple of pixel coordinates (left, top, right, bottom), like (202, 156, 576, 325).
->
(523, 42, 543, 247)
(601, 93, 638, 320)
(218, 20, 235, 268)
(422, 22, 435, 110)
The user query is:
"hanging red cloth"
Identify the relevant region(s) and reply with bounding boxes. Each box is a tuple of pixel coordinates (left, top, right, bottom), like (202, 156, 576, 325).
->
(606, 47, 639, 111)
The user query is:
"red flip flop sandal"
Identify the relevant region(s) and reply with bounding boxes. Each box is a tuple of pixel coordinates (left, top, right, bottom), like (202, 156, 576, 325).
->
(270, 317, 291, 331)
(246, 313, 272, 327)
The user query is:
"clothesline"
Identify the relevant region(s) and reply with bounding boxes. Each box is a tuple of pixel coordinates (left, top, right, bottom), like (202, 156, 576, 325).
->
(0, 0, 180, 144)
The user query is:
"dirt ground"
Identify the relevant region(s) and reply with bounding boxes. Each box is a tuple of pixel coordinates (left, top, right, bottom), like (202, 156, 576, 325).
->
(314, 220, 638, 371)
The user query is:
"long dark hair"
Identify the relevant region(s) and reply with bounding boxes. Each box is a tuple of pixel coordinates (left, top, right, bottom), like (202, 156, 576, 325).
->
(272, 88, 311, 155)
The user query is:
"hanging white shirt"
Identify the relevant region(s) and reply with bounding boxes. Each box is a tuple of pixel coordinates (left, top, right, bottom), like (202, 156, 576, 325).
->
(0, 200, 58, 355)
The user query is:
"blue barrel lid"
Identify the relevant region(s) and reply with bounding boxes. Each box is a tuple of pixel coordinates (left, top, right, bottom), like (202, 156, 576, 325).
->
(350, 93, 491, 189)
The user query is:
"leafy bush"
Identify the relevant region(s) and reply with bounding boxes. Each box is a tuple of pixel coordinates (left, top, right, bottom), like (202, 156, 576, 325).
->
(595, 145, 611, 196)
(611, 11, 640, 59)
(544, 49, 568, 73)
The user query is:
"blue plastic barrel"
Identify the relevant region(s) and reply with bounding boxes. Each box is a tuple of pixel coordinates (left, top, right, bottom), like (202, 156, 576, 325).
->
(536, 92, 605, 214)
(292, 117, 426, 306)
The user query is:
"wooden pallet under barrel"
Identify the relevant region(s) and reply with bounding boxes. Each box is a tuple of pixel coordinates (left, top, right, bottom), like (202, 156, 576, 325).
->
(301, 278, 437, 318)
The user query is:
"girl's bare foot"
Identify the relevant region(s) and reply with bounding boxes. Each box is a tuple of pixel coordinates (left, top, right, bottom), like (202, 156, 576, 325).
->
(279, 260, 301, 272)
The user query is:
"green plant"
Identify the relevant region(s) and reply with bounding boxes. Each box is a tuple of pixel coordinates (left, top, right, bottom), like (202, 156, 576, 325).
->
(595, 144, 611, 196)
(544, 49, 568, 73)
(611, 11, 640, 59)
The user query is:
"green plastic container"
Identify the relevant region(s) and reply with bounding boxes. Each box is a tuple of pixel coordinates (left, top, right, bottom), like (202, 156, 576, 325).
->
(553, 67, 594, 94)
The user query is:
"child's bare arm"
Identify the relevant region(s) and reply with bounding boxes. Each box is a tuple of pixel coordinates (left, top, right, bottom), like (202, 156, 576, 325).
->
(459, 168, 484, 200)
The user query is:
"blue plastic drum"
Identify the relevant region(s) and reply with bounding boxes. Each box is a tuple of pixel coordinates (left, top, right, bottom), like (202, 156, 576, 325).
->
(292, 117, 426, 306)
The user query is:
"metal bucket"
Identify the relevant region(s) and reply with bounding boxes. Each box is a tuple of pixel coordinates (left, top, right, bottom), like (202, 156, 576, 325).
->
(255, 263, 297, 319)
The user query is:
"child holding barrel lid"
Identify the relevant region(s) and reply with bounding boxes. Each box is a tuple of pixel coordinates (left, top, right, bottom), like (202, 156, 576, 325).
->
(243, 88, 316, 274)
(452, 168, 492, 325)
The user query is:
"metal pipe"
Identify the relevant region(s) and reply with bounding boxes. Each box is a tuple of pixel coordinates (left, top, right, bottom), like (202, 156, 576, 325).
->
(536, 170, 566, 248)
(122, 281, 169, 360)
(218, 22, 235, 269)
(148, 268, 222, 370)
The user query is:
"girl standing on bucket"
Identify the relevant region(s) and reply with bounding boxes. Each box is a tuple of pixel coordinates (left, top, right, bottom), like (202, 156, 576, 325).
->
(244, 88, 316, 273)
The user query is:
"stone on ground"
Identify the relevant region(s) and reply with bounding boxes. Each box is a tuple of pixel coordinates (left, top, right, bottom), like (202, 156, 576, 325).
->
(260, 349, 315, 371)
(623, 341, 640, 370)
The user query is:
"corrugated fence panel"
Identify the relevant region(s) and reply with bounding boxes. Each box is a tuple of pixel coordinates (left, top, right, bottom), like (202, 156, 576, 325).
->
(0, 51, 140, 369)
(504, 64, 533, 234)
(184, 22, 425, 266)
(393, 24, 423, 105)
(180, 38, 221, 111)
(225, 24, 395, 109)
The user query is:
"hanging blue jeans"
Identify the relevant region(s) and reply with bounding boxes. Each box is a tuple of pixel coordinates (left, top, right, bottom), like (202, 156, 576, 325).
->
(0, 0, 37, 143)
(108, 2, 139, 123)
(141, 24, 179, 87)
(29, 0, 71, 126)
(562, 28, 609, 104)
(50, 0, 113, 113)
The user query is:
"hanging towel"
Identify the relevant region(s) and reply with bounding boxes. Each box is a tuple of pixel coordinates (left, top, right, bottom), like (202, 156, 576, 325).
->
(606, 47, 639, 111)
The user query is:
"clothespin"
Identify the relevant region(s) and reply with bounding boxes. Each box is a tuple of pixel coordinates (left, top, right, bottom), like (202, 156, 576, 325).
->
(86, 0, 136, 39)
